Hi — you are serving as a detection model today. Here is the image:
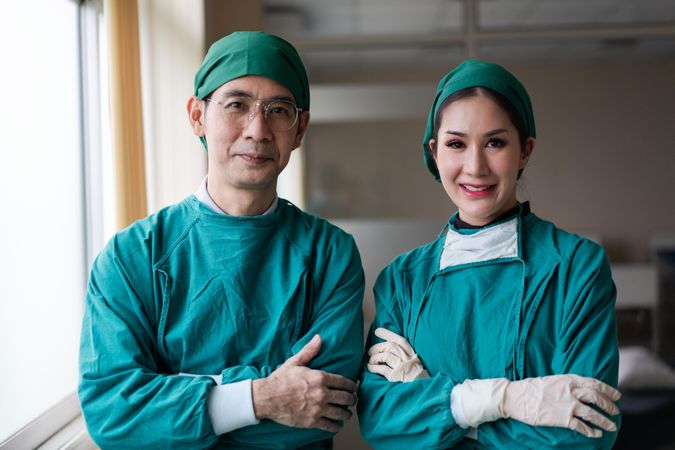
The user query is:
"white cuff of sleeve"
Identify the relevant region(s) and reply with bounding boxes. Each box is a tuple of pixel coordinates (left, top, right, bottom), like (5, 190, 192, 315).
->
(178, 372, 222, 384)
(451, 384, 471, 429)
(207, 379, 260, 435)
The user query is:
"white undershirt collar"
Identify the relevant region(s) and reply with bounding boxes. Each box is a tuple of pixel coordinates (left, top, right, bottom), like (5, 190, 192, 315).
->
(440, 217, 519, 270)
(195, 176, 278, 215)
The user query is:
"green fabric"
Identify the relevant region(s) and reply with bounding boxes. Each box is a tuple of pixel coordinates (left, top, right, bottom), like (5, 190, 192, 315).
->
(79, 197, 364, 449)
(194, 31, 309, 107)
(358, 209, 620, 449)
(423, 60, 536, 181)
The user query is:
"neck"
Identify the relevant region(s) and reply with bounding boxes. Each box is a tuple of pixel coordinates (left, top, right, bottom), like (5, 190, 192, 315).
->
(207, 175, 277, 216)
(455, 202, 526, 230)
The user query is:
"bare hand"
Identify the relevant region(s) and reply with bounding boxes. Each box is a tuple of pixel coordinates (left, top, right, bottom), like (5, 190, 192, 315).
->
(251, 335, 357, 433)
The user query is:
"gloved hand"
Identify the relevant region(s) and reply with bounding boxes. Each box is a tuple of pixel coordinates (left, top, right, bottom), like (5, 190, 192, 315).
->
(455, 375, 621, 438)
(367, 327, 430, 382)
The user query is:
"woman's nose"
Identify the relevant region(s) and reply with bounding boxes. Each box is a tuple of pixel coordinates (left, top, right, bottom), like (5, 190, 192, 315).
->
(464, 145, 489, 176)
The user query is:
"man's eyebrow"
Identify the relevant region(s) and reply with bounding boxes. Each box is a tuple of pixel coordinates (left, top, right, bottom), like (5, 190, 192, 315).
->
(219, 90, 296, 104)
(270, 95, 296, 103)
(220, 89, 253, 98)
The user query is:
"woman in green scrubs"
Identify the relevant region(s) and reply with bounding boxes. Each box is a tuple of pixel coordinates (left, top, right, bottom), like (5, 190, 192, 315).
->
(358, 60, 621, 449)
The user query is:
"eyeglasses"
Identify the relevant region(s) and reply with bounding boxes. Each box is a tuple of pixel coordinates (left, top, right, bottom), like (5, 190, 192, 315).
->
(206, 97, 303, 132)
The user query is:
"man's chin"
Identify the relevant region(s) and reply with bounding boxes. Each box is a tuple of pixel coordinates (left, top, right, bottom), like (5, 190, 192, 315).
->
(234, 175, 279, 191)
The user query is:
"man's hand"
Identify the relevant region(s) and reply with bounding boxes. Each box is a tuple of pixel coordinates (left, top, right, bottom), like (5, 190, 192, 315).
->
(251, 335, 357, 433)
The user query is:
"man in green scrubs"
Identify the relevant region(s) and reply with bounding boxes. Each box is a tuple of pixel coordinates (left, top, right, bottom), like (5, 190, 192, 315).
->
(79, 31, 364, 449)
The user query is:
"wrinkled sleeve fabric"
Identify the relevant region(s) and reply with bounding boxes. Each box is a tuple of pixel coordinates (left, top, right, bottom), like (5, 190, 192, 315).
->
(79, 237, 219, 450)
(220, 231, 365, 448)
(358, 266, 467, 450)
(479, 240, 621, 449)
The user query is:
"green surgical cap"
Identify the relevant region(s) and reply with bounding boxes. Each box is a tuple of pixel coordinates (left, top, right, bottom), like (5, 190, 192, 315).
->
(422, 60, 536, 181)
(194, 31, 309, 107)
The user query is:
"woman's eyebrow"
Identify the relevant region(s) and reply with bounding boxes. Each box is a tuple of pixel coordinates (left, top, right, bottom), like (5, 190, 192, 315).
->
(485, 128, 508, 136)
(445, 130, 466, 136)
(443, 128, 508, 137)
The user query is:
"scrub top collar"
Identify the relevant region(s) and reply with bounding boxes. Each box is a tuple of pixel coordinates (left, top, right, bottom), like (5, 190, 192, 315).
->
(452, 201, 531, 231)
(195, 176, 279, 216)
(440, 202, 530, 270)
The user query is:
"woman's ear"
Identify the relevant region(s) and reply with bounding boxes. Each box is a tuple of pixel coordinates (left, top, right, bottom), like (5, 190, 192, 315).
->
(520, 137, 535, 169)
(428, 139, 438, 160)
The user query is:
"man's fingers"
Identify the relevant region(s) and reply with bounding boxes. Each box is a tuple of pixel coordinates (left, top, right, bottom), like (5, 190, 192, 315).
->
(573, 387, 620, 416)
(374, 328, 414, 355)
(325, 389, 358, 407)
(286, 334, 321, 367)
(368, 363, 393, 378)
(322, 405, 353, 422)
(574, 404, 617, 433)
(314, 418, 341, 433)
(320, 371, 357, 392)
(568, 417, 602, 438)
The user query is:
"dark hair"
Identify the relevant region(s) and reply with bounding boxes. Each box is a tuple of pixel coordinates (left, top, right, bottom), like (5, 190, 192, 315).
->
(433, 86, 528, 152)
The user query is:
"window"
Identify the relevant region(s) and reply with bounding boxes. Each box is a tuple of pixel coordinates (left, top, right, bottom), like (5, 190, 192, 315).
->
(0, 0, 94, 443)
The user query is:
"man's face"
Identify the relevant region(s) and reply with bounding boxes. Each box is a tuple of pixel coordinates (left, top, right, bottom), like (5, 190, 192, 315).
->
(189, 75, 308, 195)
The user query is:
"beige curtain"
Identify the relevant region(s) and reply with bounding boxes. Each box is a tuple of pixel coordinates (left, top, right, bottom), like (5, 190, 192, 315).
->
(106, 0, 147, 230)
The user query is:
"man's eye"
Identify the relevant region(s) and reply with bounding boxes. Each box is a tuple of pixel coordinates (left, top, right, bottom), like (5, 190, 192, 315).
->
(224, 101, 246, 111)
(268, 104, 293, 117)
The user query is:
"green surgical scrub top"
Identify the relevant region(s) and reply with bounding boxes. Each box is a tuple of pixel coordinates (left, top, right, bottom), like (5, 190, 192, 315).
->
(79, 197, 364, 449)
(358, 207, 620, 449)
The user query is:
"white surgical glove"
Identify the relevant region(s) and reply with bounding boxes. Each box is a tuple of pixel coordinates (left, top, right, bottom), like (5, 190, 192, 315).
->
(367, 327, 430, 382)
(454, 374, 621, 438)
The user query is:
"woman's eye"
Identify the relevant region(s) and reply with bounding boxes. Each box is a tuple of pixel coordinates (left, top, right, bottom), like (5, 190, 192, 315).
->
(487, 138, 505, 148)
(445, 140, 464, 150)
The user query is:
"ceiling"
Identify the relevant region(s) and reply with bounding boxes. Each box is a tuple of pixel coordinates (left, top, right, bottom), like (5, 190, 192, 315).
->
(262, 0, 675, 80)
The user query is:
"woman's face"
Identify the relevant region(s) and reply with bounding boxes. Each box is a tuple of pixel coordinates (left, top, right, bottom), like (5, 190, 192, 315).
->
(429, 94, 534, 226)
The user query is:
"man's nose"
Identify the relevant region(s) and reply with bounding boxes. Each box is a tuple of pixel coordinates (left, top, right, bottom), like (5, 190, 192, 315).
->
(243, 102, 273, 141)
(246, 101, 265, 122)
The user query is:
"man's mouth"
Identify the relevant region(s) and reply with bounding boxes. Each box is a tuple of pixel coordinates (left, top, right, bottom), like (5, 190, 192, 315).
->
(238, 154, 273, 164)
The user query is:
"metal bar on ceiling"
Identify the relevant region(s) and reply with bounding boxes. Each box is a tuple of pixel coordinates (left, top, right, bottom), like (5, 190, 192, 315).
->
(288, 23, 675, 51)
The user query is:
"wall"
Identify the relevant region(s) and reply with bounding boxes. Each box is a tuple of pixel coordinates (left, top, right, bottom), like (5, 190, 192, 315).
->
(139, 0, 206, 212)
(305, 58, 675, 263)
